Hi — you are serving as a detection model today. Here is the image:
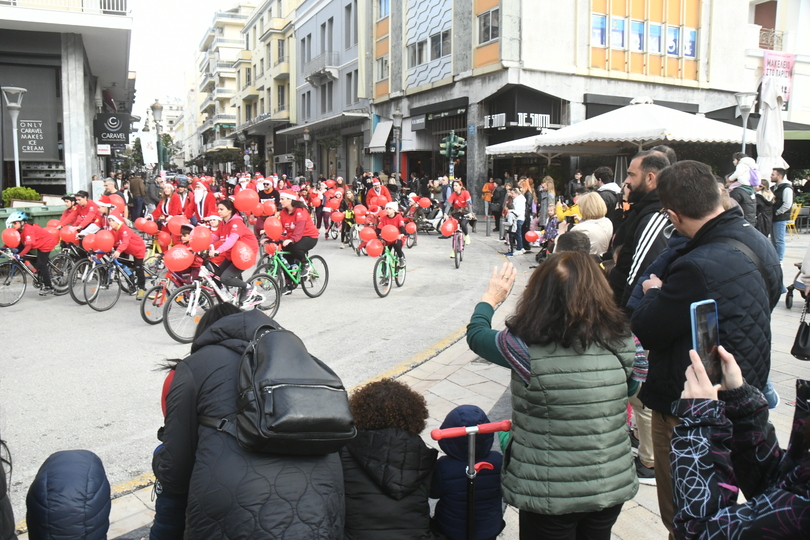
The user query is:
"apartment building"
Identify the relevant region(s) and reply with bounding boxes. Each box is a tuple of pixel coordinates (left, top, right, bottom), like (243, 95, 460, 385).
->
(0, 0, 134, 194)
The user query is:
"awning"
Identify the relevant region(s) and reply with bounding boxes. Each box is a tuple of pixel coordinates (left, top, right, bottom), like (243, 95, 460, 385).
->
(276, 112, 368, 136)
(367, 120, 393, 153)
(400, 117, 434, 152)
(485, 134, 545, 156)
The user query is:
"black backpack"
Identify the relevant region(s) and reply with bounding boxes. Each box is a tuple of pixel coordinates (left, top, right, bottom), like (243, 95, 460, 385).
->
(200, 325, 356, 455)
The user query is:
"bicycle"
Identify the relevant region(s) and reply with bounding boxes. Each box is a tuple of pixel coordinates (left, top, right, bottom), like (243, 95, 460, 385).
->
(67, 251, 102, 305)
(140, 268, 190, 325)
(450, 219, 466, 269)
(82, 254, 139, 312)
(143, 236, 165, 280)
(163, 258, 280, 344)
(0, 248, 71, 306)
(49, 242, 90, 294)
(253, 245, 329, 298)
(372, 244, 406, 298)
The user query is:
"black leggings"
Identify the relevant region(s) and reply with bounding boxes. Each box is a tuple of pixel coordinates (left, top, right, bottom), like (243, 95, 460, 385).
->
(133, 257, 145, 290)
(34, 250, 52, 288)
(283, 236, 318, 266)
(452, 214, 469, 235)
(216, 259, 247, 290)
(388, 239, 404, 259)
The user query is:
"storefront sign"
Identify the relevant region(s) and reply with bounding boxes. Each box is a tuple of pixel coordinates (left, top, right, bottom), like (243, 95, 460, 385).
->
(19, 120, 47, 155)
(94, 113, 131, 143)
(484, 113, 506, 129)
(97, 144, 111, 156)
(484, 112, 550, 130)
(410, 114, 426, 131)
(763, 51, 795, 111)
(1, 65, 61, 162)
(428, 108, 466, 121)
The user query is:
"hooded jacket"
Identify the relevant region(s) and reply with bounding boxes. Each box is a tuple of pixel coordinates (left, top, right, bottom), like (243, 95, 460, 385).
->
(153, 310, 345, 540)
(340, 428, 438, 540)
(26, 450, 110, 540)
(430, 406, 504, 540)
(0, 438, 15, 540)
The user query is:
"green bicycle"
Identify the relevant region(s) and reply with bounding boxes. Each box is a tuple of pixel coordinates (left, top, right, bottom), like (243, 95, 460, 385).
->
(252, 246, 329, 298)
(373, 245, 406, 298)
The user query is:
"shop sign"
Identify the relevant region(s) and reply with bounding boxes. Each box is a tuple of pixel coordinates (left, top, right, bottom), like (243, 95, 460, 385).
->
(94, 114, 131, 143)
(427, 108, 466, 121)
(410, 114, 426, 130)
(763, 51, 795, 111)
(484, 113, 506, 129)
(18, 120, 48, 155)
(484, 112, 550, 130)
(97, 144, 111, 156)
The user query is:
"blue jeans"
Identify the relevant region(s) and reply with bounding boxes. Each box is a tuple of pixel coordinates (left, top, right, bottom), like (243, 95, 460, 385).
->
(516, 220, 524, 250)
(772, 220, 787, 261)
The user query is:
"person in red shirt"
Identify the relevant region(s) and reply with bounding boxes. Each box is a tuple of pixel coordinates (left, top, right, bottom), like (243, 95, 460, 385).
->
(255, 178, 280, 240)
(58, 194, 79, 228)
(73, 190, 105, 235)
(367, 178, 392, 206)
(6, 211, 59, 295)
(233, 174, 256, 195)
(209, 199, 259, 304)
(151, 183, 176, 225)
(174, 177, 196, 220)
(278, 191, 319, 274)
(378, 202, 407, 265)
(192, 181, 218, 225)
(107, 212, 147, 298)
(447, 179, 473, 245)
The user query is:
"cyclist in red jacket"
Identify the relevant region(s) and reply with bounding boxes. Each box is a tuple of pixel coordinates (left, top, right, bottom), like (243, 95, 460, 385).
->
(447, 179, 473, 245)
(73, 190, 104, 235)
(209, 199, 259, 303)
(107, 212, 147, 299)
(378, 202, 407, 266)
(58, 193, 79, 228)
(6, 211, 59, 295)
(278, 190, 319, 276)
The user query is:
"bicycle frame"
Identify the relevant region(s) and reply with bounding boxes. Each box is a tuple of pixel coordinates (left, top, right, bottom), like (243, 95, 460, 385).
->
(266, 250, 312, 285)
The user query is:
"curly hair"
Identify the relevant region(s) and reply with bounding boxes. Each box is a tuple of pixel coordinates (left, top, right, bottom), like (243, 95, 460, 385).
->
(349, 378, 429, 435)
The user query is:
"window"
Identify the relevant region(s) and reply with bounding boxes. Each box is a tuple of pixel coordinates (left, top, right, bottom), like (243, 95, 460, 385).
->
(328, 18, 334, 52)
(442, 30, 452, 57)
(684, 28, 697, 58)
(278, 84, 285, 107)
(260, 98, 265, 114)
(666, 26, 680, 56)
(300, 37, 307, 69)
(610, 17, 626, 49)
(345, 4, 353, 49)
(429, 30, 451, 60)
(245, 67, 252, 86)
(352, 69, 358, 102)
(321, 81, 333, 113)
(246, 33, 250, 50)
(346, 71, 353, 105)
(478, 8, 499, 45)
(306, 91, 311, 118)
(378, 0, 389, 18)
(630, 20, 644, 52)
(267, 44, 273, 65)
(649, 23, 662, 54)
(278, 39, 285, 63)
(321, 22, 327, 54)
(353, 0, 358, 44)
(592, 14, 607, 47)
(375, 55, 389, 81)
(407, 39, 427, 68)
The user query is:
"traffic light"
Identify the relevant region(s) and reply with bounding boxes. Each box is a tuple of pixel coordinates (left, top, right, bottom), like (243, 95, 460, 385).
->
(439, 133, 452, 157)
(452, 135, 466, 159)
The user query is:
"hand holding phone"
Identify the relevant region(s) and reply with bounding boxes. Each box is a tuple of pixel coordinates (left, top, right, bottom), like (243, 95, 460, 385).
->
(690, 300, 722, 385)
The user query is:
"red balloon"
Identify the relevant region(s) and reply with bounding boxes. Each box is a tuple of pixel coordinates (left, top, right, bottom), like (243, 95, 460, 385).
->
(326, 198, 340, 210)
(189, 226, 212, 252)
(47, 219, 60, 228)
(167, 216, 189, 237)
(45, 226, 60, 243)
(156, 231, 172, 250)
(359, 227, 377, 242)
(419, 197, 431, 209)
(163, 245, 194, 272)
(2, 228, 20, 248)
(355, 214, 367, 225)
(525, 230, 539, 243)
(262, 200, 277, 216)
(381, 225, 398, 243)
(134, 217, 149, 231)
(109, 194, 126, 214)
(310, 197, 322, 208)
(232, 240, 257, 270)
(325, 180, 336, 188)
(326, 189, 336, 199)
(440, 220, 455, 237)
(264, 217, 283, 240)
(264, 242, 277, 256)
(234, 189, 260, 213)
(354, 204, 367, 217)
(331, 211, 345, 223)
(252, 203, 264, 217)
(82, 233, 96, 251)
(367, 205, 380, 215)
(405, 222, 417, 235)
(60, 227, 78, 244)
(365, 239, 383, 257)
(94, 230, 115, 252)
(142, 220, 158, 235)
(248, 216, 258, 225)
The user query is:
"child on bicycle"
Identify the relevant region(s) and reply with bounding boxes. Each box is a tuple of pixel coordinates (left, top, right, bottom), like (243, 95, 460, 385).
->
(447, 180, 473, 248)
(378, 202, 408, 267)
(178, 223, 204, 281)
(6, 210, 59, 296)
(106, 212, 147, 299)
(339, 190, 355, 248)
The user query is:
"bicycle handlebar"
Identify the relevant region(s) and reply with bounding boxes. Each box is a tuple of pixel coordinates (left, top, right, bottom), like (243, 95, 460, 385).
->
(431, 420, 511, 441)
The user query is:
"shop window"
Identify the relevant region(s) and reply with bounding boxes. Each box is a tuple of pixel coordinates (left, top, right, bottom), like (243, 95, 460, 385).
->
(610, 17, 626, 49)
(649, 23, 663, 54)
(630, 20, 644, 52)
(592, 14, 607, 47)
(478, 8, 499, 45)
(666, 26, 680, 56)
(683, 28, 697, 58)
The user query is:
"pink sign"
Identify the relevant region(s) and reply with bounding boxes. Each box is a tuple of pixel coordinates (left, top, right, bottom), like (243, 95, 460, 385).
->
(763, 51, 795, 111)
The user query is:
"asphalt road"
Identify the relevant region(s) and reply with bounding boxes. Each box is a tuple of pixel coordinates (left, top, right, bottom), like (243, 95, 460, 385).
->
(1, 225, 508, 522)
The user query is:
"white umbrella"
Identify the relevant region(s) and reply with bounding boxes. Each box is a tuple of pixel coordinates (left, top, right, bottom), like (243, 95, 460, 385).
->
(485, 133, 546, 156)
(756, 77, 789, 180)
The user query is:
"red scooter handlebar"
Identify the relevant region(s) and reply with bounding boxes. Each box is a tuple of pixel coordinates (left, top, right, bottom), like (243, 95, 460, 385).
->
(431, 420, 511, 441)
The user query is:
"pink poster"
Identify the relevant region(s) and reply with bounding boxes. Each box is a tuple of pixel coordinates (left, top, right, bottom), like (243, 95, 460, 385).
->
(763, 51, 795, 111)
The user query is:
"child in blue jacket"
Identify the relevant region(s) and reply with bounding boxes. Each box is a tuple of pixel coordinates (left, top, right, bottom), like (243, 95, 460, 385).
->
(430, 405, 505, 540)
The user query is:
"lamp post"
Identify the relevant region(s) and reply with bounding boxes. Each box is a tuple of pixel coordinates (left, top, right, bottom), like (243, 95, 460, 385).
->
(303, 127, 310, 183)
(392, 107, 402, 185)
(735, 92, 757, 154)
(151, 99, 164, 171)
(2, 87, 28, 188)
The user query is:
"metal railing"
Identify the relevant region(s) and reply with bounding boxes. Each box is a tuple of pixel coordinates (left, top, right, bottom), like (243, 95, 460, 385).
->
(759, 28, 783, 51)
(203, 138, 235, 152)
(274, 55, 290, 67)
(0, 0, 128, 15)
(273, 104, 288, 114)
(303, 51, 340, 78)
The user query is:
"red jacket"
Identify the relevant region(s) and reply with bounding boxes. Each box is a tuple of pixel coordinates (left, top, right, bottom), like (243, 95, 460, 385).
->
(377, 213, 407, 244)
(192, 191, 218, 221)
(59, 206, 79, 227)
(367, 185, 392, 205)
(220, 215, 258, 260)
(234, 182, 257, 195)
(76, 201, 104, 230)
(280, 207, 319, 242)
(18, 224, 58, 256)
(448, 190, 472, 211)
(113, 224, 146, 259)
(152, 193, 195, 221)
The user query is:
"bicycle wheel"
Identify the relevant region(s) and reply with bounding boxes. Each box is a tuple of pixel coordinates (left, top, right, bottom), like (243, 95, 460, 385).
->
(246, 274, 281, 319)
(143, 254, 164, 281)
(118, 266, 137, 295)
(140, 283, 170, 324)
(301, 255, 329, 298)
(254, 261, 283, 289)
(50, 253, 74, 295)
(453, 234, 461, 269)
(329, 222, 339, 240)
(406, 233, 415, 249)
(373, 257, 391, 298)
(0, 261, 26, 307)
(349, 225, 360, 252)
(163, 285, 215, 344)
(68, 259, 93, 305)
(85, 265, 121, 312)
(395, 259, 407, 288)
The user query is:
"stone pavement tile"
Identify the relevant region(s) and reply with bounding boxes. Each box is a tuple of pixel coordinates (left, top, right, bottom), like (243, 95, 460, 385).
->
(498, 506, 518, 538)
(423, 391, 459, 423)
(129, 486, 156, 509)
(471, 363, 512, 386)
(395, 374, 418, 386)
(109, 512, 155, 539)
(430, 379, 483, 404)
(611, 499, 669, 539)
(409, 378, 437, 394)
(424, 363, 465, 381)
(445, 366, 491, 387)
(108, 491, 152, 525)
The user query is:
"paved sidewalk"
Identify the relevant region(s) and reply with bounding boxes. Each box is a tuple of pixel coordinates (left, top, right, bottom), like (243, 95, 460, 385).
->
(18, 227, 809, 540)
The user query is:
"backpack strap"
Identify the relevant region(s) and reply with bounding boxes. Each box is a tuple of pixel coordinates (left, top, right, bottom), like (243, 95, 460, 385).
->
(198, 415, 238, 438)
(706, 237, 770, 292)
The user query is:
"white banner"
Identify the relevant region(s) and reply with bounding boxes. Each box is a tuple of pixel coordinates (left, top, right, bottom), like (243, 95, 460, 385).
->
(141, 131, 158, 165)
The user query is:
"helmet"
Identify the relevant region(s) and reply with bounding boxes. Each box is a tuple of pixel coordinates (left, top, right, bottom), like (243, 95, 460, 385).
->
(176, 175, 189, 188)
(5, 211, 28, 228)
(61, 193, 76, 202)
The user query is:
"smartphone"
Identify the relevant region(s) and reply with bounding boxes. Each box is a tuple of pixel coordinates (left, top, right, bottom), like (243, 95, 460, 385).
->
(690, 300, 722, 385)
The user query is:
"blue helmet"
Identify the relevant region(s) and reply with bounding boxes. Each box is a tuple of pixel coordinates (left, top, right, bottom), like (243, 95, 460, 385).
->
(5, 210, 28, 229)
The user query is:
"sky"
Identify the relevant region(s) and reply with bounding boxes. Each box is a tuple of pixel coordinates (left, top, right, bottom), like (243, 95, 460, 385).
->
(128, 0, 242, 128)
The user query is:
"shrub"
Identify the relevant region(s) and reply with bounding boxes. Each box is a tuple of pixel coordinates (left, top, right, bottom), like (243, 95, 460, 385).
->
(2, 187, 40, 208)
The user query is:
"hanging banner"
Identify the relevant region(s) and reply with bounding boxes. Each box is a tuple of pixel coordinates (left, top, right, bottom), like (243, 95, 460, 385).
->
(140, 132, 158, 165)
(763, 51, 795, 112)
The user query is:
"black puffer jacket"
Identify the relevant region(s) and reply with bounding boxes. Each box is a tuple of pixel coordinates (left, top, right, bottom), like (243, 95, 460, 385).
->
(1, 438, 15, 540)
(153, 310, 344, 540)
(341, 428, 438, 540)
(26, 450, 110, 540)
(729, 184, 756, 227)
(632, 209, 782, 414)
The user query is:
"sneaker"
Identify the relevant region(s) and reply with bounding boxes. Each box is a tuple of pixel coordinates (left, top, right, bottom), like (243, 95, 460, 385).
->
(523, 248, 532, 253)
(464, 235, 471, 245)
(450, 251, 456, 258)
(299, 264, 310, 278)
(514, 249, 525, 255)
(503, 252, 514, 256)
(635, 456, 656, 486)
(340, 244, 346, 249)
(398, 257, 406, 267)
(283, 288, 293, 296)
(39, 287, 54, 297)
(136, 289, 147, 301)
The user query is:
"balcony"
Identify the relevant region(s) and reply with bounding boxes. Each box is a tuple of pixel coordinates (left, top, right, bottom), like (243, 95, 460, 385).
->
(0, 0, 128, 15)
(215, 87, 235, 99)
(272, 104, 289, 118)
(259, 16, 291, 41)
(202, 138, 235, 152)
(201, 93, 216, 113)
(304, 51, 340, 87)
(199, 71, 215, 92)
(211, 37, 244, 50)
(201, 113, 237, 132)
(759, 28, 784, 51)
(240, 85, 259, 101)
(273, 55, 290, 79)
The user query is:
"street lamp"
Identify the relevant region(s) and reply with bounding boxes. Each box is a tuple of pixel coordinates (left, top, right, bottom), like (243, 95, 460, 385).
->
(151, 99, 164, 171)
(303, 127, 310, 182)
(1, 86, 28, 188)
(735, 91, 757, 154)
(392, 107, 402, 184)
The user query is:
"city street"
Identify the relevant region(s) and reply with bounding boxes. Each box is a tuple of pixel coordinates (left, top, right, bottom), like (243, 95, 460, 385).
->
(0, 225, 507, 521)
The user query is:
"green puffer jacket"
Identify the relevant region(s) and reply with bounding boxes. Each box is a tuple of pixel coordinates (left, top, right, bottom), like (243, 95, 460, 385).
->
(502, 337, 638, 515)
